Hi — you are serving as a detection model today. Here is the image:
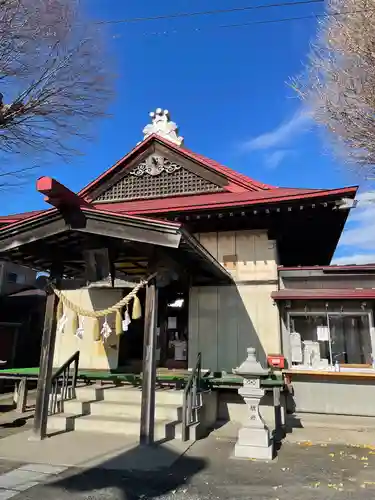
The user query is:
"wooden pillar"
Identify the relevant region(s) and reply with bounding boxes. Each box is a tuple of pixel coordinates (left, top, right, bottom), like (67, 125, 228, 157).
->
(31, 264, 62, 441)
(140, 279, 158, 446)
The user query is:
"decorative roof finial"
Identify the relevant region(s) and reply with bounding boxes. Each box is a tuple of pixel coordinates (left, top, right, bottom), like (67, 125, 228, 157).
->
(142, 108, 184, 146)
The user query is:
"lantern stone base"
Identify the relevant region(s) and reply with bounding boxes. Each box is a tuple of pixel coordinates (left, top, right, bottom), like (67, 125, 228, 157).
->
(232, 347, 274, 462)
(234, 427, 273, 461)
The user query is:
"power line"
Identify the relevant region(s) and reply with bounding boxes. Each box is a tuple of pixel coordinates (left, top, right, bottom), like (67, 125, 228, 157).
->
(219, 7, 373, 30)
(117, 8, 375, 37)
(220, 11, 330, 29)
(97, 0, 324, 25)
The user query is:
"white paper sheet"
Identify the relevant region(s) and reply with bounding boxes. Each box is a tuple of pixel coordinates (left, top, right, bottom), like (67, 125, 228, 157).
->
(317, 325, 329, 341)
(168, 317, 177, 329)
(290, 331, 303, 363)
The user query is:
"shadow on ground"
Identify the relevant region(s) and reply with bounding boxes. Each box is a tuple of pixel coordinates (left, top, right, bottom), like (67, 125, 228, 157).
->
(0, 417, 28, 429)
(48, 441, 207, 499)
(0, 403, 16, 413)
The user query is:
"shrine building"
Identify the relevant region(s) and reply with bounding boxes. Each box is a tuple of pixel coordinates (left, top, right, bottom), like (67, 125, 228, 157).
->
(1, 108, 374, 440)
(0, 109, 358, 373)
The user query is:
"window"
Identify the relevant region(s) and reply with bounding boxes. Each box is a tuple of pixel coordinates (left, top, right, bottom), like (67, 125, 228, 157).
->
(329, 315, 372, 365)
(7, 273, 26, 285)
(289, 312, 373, 369)
(6, 272, 26, 284)
(6, 272, 17, 284)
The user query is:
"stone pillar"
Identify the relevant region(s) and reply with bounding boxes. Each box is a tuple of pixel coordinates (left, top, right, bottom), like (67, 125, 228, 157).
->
(233, 347, 273, 461)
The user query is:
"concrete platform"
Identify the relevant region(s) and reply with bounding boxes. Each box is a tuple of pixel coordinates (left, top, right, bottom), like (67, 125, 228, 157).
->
(234, 443, 273, 461)
(0, 430, 193, 471)
(214, 419, 375, 447)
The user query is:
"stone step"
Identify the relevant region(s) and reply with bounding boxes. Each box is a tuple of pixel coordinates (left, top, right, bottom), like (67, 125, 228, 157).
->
(64, 399, 182, 421)
(48, 413, 183, 440)
(75, 385, 184, 405)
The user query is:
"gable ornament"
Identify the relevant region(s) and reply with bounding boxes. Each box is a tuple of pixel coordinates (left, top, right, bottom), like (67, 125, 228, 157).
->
(130, 155, 181, 177)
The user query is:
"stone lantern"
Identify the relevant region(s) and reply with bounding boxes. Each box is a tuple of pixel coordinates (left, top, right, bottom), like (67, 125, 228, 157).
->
(232, 347, 273, 461)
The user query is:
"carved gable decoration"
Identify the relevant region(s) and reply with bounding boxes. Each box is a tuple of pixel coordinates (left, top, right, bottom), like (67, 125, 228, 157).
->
(93, 154, 225, 203)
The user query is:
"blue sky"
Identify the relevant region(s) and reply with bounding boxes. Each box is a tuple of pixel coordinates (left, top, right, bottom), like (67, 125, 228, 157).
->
(2, 0, 373, 264)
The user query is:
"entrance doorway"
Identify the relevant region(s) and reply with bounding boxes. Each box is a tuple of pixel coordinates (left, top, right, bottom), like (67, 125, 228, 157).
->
(158, 281, 189, 370)
(117, 287, 146, 373)
(117, 280, 189, 372)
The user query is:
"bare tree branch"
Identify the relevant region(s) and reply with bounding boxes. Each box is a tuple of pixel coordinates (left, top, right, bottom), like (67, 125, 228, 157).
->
(0, 0, 114, 185)
(291, 0, 375, 178)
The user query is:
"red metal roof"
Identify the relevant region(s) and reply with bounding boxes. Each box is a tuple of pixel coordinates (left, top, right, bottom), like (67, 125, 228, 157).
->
(278, 264, 375, 272)
(78, 134, 276, 199)
(271, 288, 375, 300)
(0, 206, 181, 234)
(178, 146, 274, 192)
(0, 209, 45, 225)
(0, 134, 358, 225)
(0, 184, 358, 225)
(95, 186, 357, 215)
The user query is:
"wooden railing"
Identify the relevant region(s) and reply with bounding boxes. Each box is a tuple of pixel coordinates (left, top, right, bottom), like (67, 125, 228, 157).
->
(182, 352, 202, 441)
(49, 351, 80, 415)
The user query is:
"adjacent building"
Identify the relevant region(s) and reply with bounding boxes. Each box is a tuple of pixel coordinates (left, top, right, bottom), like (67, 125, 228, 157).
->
(0, 261, 36, 296)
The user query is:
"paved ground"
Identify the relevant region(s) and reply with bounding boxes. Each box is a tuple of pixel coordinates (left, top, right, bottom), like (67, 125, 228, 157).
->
(0, 462, 68, 499)
(2, 433, 375, 500)
(0, 394, 34, 441)
(2, 402, 375, 499)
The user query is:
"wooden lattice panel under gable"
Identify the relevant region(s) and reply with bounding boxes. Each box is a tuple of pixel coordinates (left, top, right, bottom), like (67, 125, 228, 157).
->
(94, 154, 225, 202)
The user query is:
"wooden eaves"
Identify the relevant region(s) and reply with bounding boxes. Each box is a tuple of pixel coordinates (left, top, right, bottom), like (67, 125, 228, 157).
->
(0, 202, 231, 285)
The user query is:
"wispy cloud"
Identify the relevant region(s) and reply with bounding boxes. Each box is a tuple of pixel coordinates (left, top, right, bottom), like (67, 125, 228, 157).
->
(333, 191, 375, 264)
(243, 109, 312, 151)
(264, 149, 293, 169)
(332, 253, 375, 265)
(339, 192, 375, 250)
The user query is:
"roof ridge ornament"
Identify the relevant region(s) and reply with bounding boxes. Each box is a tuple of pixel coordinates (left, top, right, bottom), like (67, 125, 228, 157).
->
(142, 108, 184, 146)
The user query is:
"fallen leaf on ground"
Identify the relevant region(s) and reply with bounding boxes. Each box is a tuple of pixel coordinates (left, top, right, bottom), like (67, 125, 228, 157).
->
(310, 482, 320, 488)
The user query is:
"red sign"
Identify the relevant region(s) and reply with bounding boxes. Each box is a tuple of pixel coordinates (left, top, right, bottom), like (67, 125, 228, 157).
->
(267, 354, 285, 369)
